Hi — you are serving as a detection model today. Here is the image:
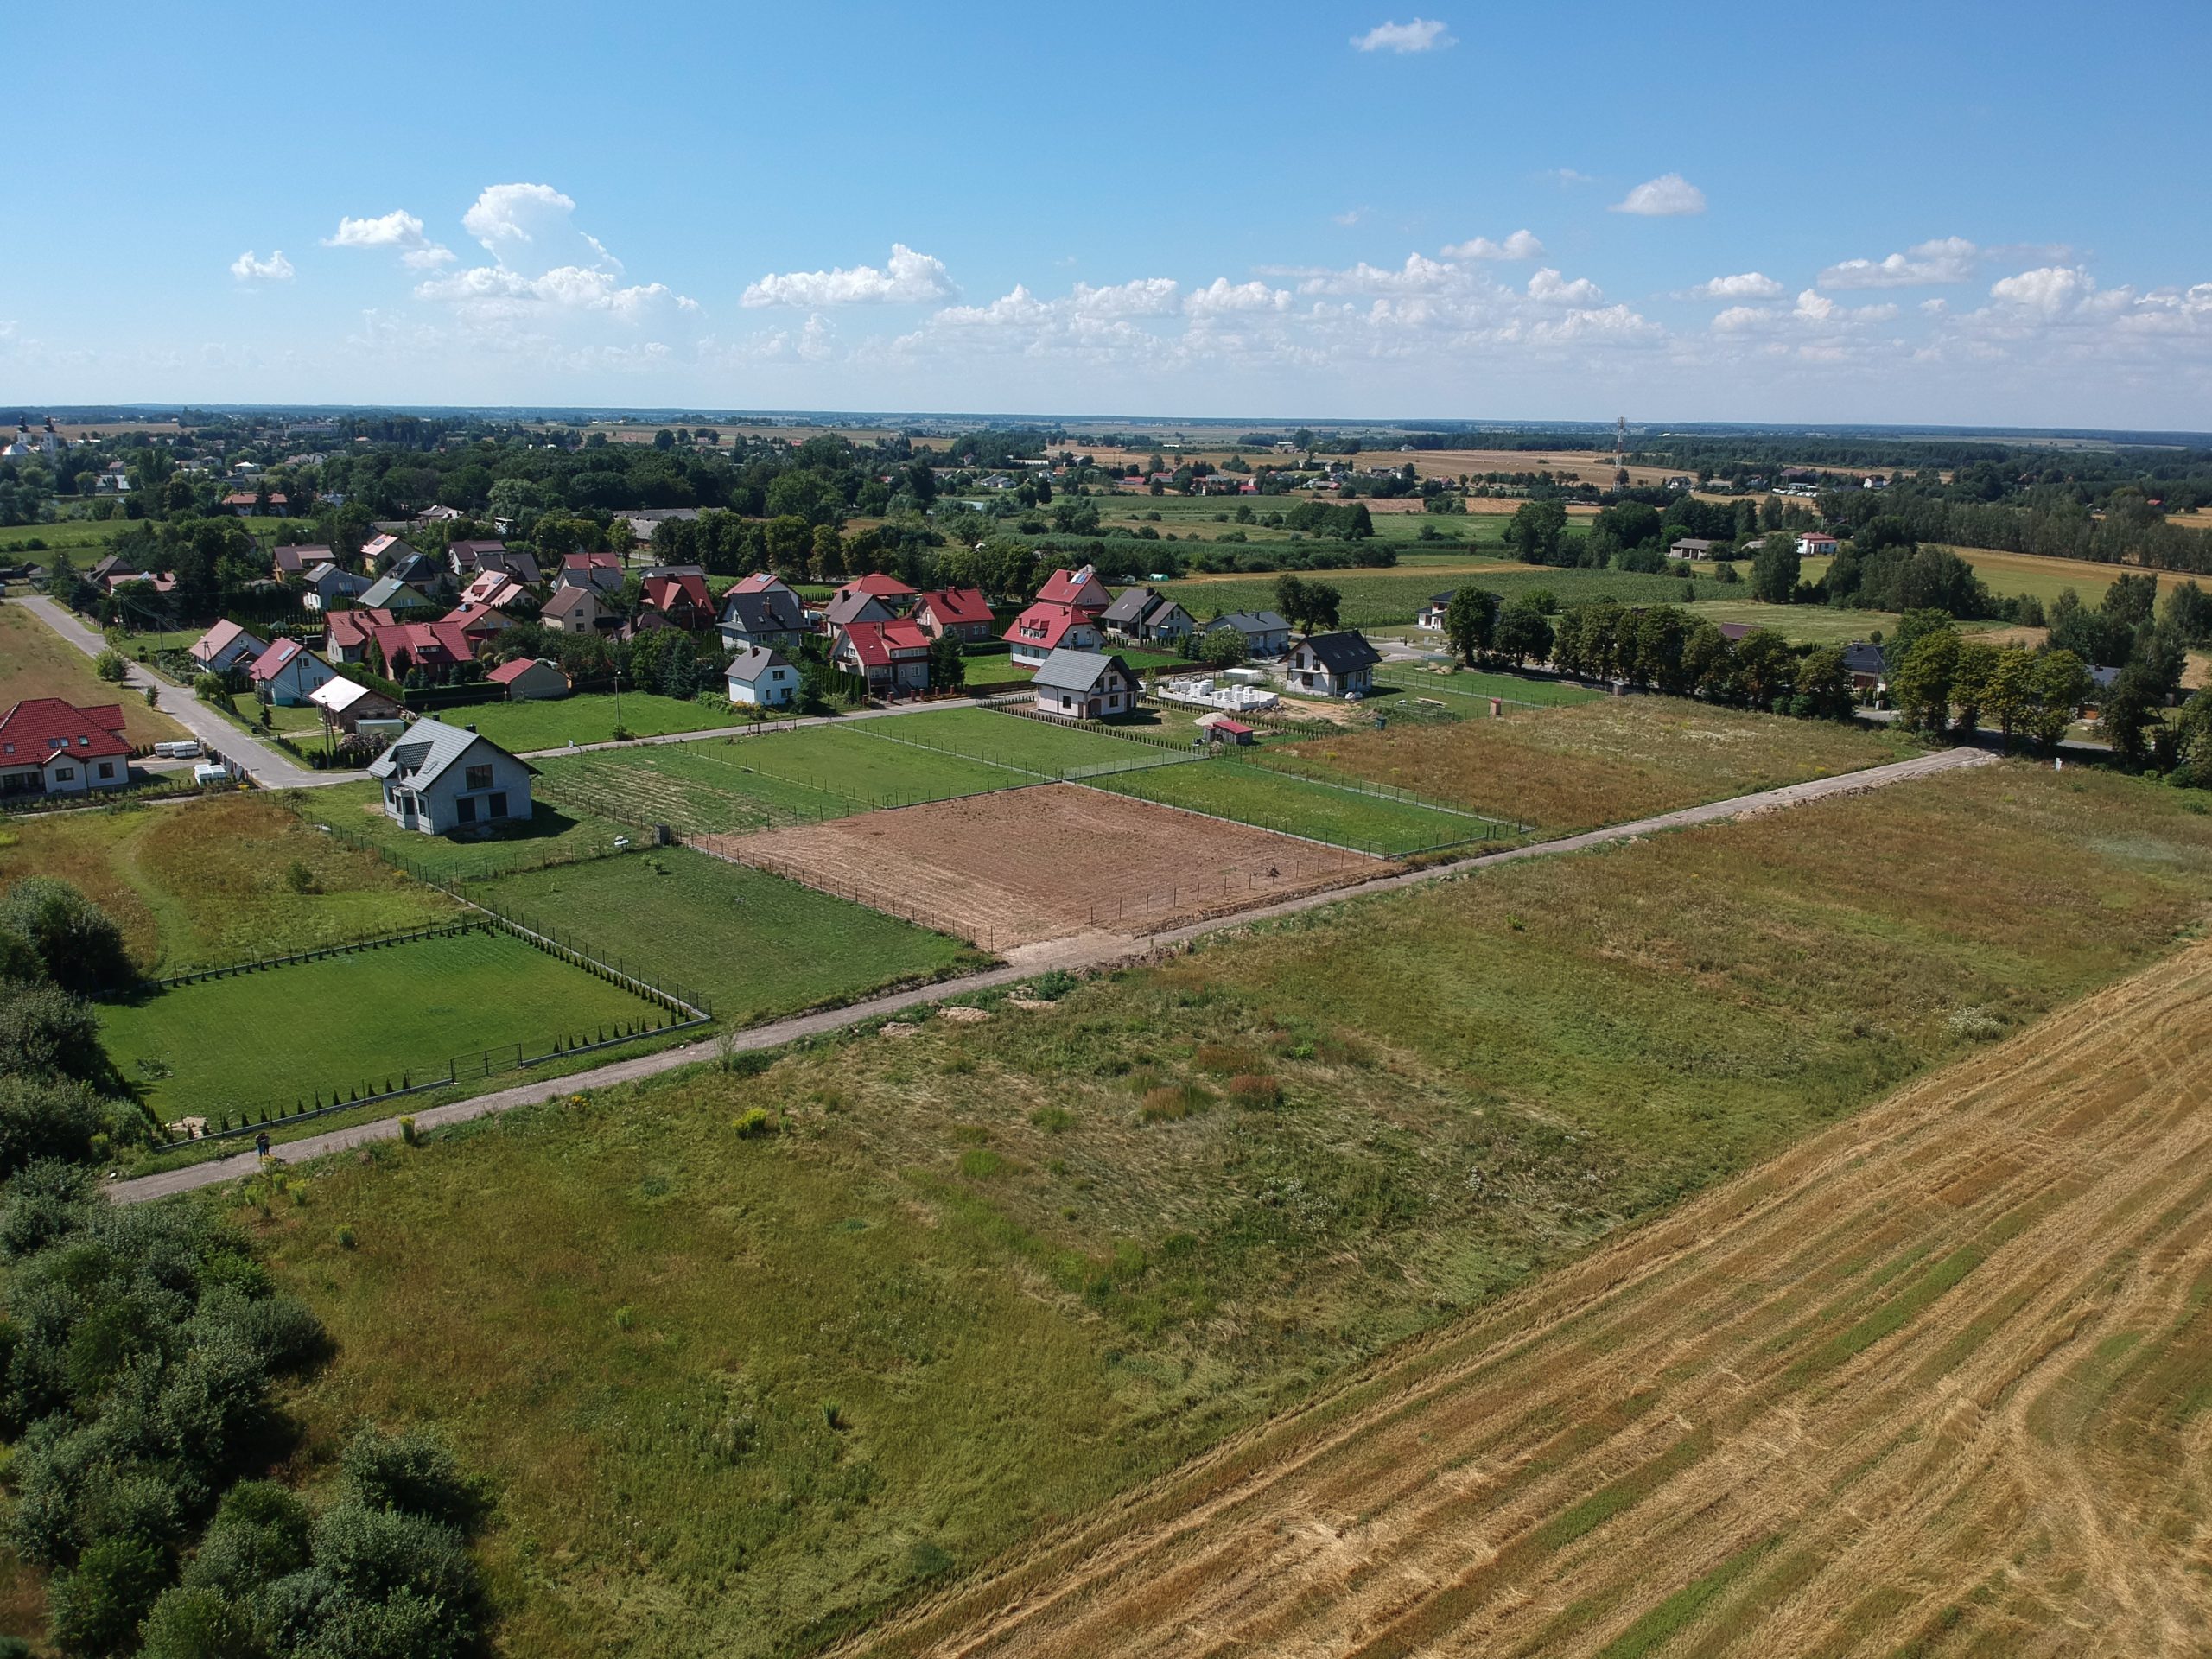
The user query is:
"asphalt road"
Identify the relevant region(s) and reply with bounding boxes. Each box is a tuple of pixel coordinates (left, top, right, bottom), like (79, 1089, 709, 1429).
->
(107, 744, 1993, 1205)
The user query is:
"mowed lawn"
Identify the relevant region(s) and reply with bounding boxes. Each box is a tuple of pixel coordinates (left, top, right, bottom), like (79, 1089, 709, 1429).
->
(1382, 664, 1605, 709)
(537, 725, 1033, 836)
(248, 763, 2212, 1659)
(100, 926, 658, 1122)
(468, 846, 983, 1027)
(460, 690, 748, 753)
(1279, 695, 1913, 834)
(0, 601, 184, 745)
(1683, 598, 2008, 647)
(1093, 754, 1500, 855)
(856, 706, 1190, 778)
(0, 792, 458, 972)
(308, 779, 639, 880)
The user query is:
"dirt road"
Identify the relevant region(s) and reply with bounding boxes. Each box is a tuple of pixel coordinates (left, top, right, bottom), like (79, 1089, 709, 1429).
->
(852, 935, 2212, 1659)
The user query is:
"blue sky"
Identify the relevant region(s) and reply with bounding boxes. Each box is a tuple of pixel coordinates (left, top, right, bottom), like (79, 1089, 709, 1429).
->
(4, 1, 2209, 427)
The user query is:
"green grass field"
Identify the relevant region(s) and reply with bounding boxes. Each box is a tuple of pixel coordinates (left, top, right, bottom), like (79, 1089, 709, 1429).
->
(0, 792, 459, 973)
(99, 925, 661, 1124)
(1094, 753, 1503, 855)
(536, 725, 1037, 836)
(468, 846, 983, 1028)
(1159, 566, 1713, 629)
(245, 761, 2212, 1659)
(306, 780, 639, 881)
(849, 706, 1192, 779)
(0, 601, 185, 745)
(1378, 664, 1607, 709)
(460, 690, 752, 752)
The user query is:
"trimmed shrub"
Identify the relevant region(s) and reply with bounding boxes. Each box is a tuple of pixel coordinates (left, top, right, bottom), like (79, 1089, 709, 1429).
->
(48, 1536, 168, 1657)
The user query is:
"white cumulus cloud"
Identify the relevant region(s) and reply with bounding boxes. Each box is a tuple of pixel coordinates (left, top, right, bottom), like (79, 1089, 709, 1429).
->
(323, 209, 455, 270)
(1444, 230, 1545, 260)
(1987, 265, 2094, 316)
(1351, 17, 1453, 52)
(1069, 276, 1183, 317)
(230, 250, 294, 283)
(740, 244, 957, 308)
(1818, 236, 1979, 289)
(1611, 173, 1707, 217)
(1690, 271, 1783, 301)
(1185, 277, 1290, 317)
(461, 184, 587, 258)
(1527, 268, 1603, 304)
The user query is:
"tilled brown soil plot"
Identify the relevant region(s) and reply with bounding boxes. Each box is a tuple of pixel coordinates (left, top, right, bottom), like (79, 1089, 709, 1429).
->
(852, 938, 2212, 1658)
(699, 785, 1382, 950)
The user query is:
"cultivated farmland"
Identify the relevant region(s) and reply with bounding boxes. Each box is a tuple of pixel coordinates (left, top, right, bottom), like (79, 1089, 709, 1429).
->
(709, 784, 1382, 945)
(1280, 694, 1913, 833)
(850, 706, 1191, 779)
(1157, 565, 1718, 629)
(858, 936, 2212, 1658)
(467, 845, 982, 1027)
(244, 761, 2212, 1659)
(99, 925, 664, 1125)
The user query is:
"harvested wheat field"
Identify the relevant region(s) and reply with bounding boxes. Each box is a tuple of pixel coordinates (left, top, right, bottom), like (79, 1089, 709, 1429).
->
(701, 785, 1381, 948)
(855, 938, 2212, 1659)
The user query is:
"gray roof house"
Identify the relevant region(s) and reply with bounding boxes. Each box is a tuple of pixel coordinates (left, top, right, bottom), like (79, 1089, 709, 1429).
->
(1203, 610, 1293, 657)
(719, 587, 807, 653)
(1099, 586, 1197, 644)
(821, 588, 895, 635)
(725, 646, 801, 708)
(359, 575, 436, 613)
(1286, 630, 1382, 698)
(1030, 649, 1138, 721)
(367, 718, 537, 836)
(541, 585, 603, 635)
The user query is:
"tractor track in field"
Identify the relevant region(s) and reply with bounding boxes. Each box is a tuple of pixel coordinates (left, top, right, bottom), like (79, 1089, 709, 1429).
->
(845, 937, 2212, 1659)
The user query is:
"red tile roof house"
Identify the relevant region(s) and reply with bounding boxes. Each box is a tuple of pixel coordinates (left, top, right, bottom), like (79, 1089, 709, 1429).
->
(1003, 601, 1102, 669)
(248, 638, 340, 707)
(221, 491, 289, 516)
(443, 602, 515, 647)
(912, 586, 995, 644)
(1034, 563, 1110, 618)
(323, 607, 398, 665)
(188, 619, 269, 674)
(639, 571, 715, 630)
(486, 658, 570, 702)
(834, 572, 918, 613)
(461, 569, 530, 611)
(371, 621, 478, 681)
(833, 620, 933, 695)
(0, 699, 133, 798)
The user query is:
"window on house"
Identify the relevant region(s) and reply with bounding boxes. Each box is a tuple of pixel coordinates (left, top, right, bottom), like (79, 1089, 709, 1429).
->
(53, 767, 73, 782)
(488, 791, 508, 818)
(97, 762, 114, 779)
(456, 795, 478, 823)
(465, 764, 493, 791)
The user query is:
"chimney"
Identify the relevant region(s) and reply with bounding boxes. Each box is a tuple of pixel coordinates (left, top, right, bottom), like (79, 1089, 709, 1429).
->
(465, 724, 477, 734)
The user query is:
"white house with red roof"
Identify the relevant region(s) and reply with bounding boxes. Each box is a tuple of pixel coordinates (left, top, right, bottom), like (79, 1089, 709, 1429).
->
(461, 569, 531, 611)
(0, 699, 134, 798)
(833, 571, 918, 613)
(1796, 532, 1841, 557)
(912, 586, 995, 644)
(1034, 563, 1110, 618)
(188, 619, 268, 674)
(1003, 601, 1101, 669)
(371, 620, 476, 680)
(324, 608, 397, 664)
(833, 620, 933, 693)
(248, 639, 339, 706)
(443, 602, 515, 647)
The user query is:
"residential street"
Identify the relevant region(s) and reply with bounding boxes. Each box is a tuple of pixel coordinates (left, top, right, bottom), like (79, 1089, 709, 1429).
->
(107, 744, 1992, 1205)
(9, 594, 352, 789)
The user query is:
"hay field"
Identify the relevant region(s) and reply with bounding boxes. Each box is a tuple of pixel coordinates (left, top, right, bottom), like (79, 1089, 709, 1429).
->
(0, 602, 184, 744)
(857, 933, 2212, 1659)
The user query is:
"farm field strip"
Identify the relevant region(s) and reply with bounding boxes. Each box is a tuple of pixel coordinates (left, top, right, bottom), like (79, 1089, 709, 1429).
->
(1385, 667, 1607, 709)
(1090, 756, 1504, 856)
(97, 927, 664, 1124)
(842, 706, 1198, 781)
(855, 938, 2212, 1659)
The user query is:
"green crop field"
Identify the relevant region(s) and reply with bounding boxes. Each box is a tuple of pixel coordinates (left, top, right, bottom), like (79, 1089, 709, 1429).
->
(0, 792, 461, 973)
(1390, 666, 1606, 708)
(536, 724, 1037, 836)
(99, 925, 661, 1125)
(306, 780, 639, 881)
(1092, 753, 1503, 855)
(246, 762, 2212, 1659)
(469, 846, 982, 1028)
(461, 690, 752, 752)
(851, 706, 1192, 779)
(1158, 566, 1718, 629)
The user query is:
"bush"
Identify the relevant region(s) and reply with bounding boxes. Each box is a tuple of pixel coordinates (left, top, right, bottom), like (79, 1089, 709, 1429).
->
(731, 1107, 773, 1139)
(48, 1535, 168, 1657)
(309, 1500, 477, 1618)
(182, 1482, 310, 1600)
(0, 1074, 106, 1178)
(340, 1424, 483, 1532)
(92, 648, 130, 683)
(139, 1586, 265, 1659)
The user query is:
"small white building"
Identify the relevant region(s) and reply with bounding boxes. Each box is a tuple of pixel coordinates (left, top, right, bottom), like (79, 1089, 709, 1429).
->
(1030, 649, 1137, 720)
(1285, 631, 1382, 699)
(367, 718, 537, 836)
(726, 646, 800, 708)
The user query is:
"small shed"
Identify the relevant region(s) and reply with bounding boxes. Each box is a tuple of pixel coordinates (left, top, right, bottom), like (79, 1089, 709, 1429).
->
(487, 658, 570, 702)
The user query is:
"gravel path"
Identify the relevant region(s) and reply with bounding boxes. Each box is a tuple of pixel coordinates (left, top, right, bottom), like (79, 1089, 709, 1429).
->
(106, 744, 1990, 1205)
